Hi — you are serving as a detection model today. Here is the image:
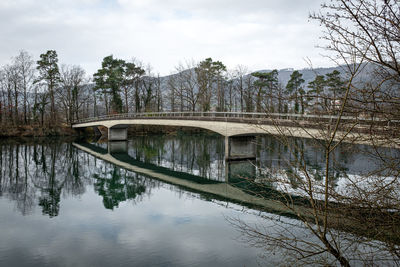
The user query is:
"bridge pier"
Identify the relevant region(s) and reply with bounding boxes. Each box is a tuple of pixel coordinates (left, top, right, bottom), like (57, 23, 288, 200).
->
(225, 136, 256, 161)
(225, 159, 256, 183)
(108, 125, 128, 141)
(108, 141, 128, 154)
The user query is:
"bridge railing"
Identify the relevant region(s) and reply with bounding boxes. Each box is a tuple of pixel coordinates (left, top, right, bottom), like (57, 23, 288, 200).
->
(72, 111, 398, 126)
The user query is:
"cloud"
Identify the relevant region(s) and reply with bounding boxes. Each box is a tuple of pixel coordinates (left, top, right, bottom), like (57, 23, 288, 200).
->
(0, 0, 330, 75)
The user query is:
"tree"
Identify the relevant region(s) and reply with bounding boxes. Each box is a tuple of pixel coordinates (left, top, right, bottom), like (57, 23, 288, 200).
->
(311, 0, 400, 79)
(326, 70, 346, 112)
(2, 64, 20, 124)
(213, 61, 227, 111)
(264, 70, 279, 112)
(13, 50, 35, 124)
(36, 50, 60, 123)
(195, 58, 226, 112)
(169, 61, 200, 112)
(308, 75, 327, 112)
(244, 74, 255, 112)
(167, 72, 178, 112)
(251, 71, 279, 113)
(286, 71, 305, 114)
(122, 61, 145, 113)
(139, 65, 158, 112)
(33, 91, 49, 127)
(58, 65, 88, 124)
(310, 0, 400, 122)
(232, 65, 249, 112)
(231, 63, 400, 266)
(0, 70, 4, 124)
(10, 65, 20, 124)
(276, 82, 286, 113)
(93, 55, 125, 114)
(251, 72, 266, 112)
(225, 75, 235, 112)
(231, 1, 400, 266)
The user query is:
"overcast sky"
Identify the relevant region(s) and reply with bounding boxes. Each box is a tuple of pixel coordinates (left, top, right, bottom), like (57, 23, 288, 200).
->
(0, 0, 331, 76)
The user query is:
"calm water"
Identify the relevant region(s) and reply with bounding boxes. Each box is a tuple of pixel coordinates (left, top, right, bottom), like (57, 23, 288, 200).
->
(0, 133, 398, 266)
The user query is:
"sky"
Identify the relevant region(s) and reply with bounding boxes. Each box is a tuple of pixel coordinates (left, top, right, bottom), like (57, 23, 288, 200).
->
(0, 0, 332, 76)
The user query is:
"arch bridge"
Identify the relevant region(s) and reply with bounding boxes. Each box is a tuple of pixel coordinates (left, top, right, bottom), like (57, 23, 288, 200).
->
(71, 111, 377, 160)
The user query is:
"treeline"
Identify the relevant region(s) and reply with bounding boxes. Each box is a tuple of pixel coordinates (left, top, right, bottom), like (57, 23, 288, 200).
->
(88, 56, 351, 117)
(0, 49, 381, 129)
(167, 60, 347, 115)
(0, 50, 91, 127)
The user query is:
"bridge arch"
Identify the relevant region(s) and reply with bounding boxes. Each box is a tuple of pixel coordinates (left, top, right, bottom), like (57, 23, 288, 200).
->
(73, 118, 269, 160)
(72, 118, 268, 137)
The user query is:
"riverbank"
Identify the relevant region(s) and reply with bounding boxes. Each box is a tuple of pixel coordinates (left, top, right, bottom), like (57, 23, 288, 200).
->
(0, 125, 77, 137)
(0, 124, 215, 138)
(127, 125, 214, 135)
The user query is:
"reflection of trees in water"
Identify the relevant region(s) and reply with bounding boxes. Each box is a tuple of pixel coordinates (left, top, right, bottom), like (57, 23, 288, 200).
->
(0, 140, 89, 217)
(93, 167, 155, 210)
(0, 139, 161, 216)
(113, 132, 395, 187)
(234, 132, 400, 266)
(127, 133, 226, 181)
(0, 144, 36, 215)
(1, 135, 396, 219)
(254, 136, 383, 190)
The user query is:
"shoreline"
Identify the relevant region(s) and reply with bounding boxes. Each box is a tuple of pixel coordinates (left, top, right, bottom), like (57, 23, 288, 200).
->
(1, 123, 398, 149)
(0, 125, 77, 138)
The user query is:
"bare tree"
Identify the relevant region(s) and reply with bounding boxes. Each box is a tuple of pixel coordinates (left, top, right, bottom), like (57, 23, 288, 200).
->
(1, 64, 20, 125)
(244, 74, 255, 112)
(154, 74, 163, 112)
(229, 1, 400, 266)
(168, 61, 200, 112)
(58, 64, 88, 124)
(13, 50, 35, 124)
(232, 65, 249, 112)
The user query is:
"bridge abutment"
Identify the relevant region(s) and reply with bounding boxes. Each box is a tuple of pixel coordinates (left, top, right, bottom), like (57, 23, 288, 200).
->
(93, 126, 103, 137)
(225, 136, 256, 161)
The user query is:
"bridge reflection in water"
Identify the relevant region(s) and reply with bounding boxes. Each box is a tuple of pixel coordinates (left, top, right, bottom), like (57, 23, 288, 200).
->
(67, 129, 400, 248)
(105, 140, 257, 183)
(72, 140, 291, 214)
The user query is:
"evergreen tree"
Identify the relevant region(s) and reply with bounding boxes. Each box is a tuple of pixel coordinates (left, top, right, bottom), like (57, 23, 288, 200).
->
(326, 70, 345, 110)
(307, 75, 326, 112)
(286, 71, 305, 114)
(195, 58, 226, 112)
(252, 70, 278, 112)
(36, 50, 60, 123)
(93, 55, 125, 113)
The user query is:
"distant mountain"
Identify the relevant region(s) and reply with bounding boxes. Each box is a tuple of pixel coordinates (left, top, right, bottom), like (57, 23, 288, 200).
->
(263, 66, 343, 87)
(157, 66, 345, 92)
(251, 64, 374, 89)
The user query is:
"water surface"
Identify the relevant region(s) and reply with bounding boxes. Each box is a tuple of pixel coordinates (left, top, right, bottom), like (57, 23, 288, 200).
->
(0, 133, 398, 266)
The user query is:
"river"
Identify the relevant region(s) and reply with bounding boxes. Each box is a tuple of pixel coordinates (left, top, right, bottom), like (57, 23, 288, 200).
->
(0, 132, 398, 266)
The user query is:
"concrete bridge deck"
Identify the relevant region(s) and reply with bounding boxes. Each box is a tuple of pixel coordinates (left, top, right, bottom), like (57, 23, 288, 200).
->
(72, 111, 394, 136)
(72, 112, 400, 155)
(72, 112, 399, 149)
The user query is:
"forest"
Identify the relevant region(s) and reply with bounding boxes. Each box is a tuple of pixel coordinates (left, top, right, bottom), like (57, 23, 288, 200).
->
(0, 48, 354, 136)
